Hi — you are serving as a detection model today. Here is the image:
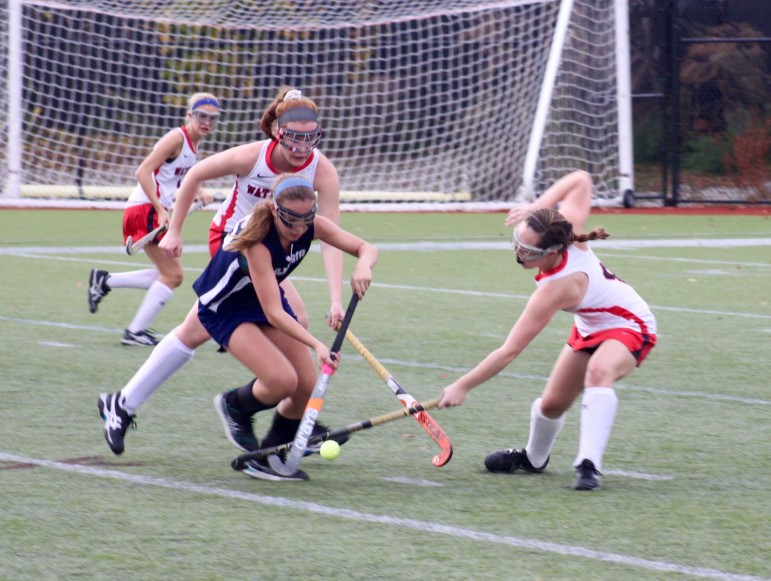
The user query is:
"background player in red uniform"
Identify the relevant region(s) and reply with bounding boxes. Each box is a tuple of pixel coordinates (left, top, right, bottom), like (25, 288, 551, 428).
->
(87, 91, 220, 346)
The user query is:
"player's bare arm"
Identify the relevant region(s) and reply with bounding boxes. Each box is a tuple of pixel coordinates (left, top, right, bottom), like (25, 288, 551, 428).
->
(135, 129, 184, 222)
(439, 278, 580, 408)
(245, 243, 332, 366)
(314, 216, 378, 300)
(506, 170, 593, 231)
(161, 143, 266, 258)
(314, 154, 345, 325)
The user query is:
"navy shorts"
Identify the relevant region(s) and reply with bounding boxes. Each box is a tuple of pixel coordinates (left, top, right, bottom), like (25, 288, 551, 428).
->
(197, 293, 297, 349)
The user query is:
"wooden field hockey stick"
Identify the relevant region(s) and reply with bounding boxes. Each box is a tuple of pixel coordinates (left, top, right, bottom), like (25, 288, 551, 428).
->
(266, 293, 359, 476)
(340, 328, 453, 467)
(124, 198, 207, 256)
(231, 399, 439, 470)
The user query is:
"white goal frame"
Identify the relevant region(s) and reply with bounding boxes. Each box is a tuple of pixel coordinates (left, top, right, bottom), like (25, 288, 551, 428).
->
(2, 0, 634, 206)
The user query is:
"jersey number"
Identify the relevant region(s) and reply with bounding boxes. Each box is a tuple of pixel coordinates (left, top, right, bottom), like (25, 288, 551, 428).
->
(600, 262, 625, 283)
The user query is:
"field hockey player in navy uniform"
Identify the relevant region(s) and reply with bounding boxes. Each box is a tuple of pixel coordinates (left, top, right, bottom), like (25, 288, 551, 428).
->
(160, 86, 350, 453)
(97, 174, 378, 482)
(438, 170, 657, 491)
(87, 92, 220, 346)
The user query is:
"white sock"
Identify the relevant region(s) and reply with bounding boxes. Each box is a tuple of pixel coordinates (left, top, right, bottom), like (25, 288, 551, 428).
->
(573, 387, 618, 471)
(121, 332, 195, 414)
(525, 397, 565, 468)
(127, 280, 174, 333)
(107, 269, 160, 289)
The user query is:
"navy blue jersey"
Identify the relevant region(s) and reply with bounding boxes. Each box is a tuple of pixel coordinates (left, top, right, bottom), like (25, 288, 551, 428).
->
(192, 218, 315, 347)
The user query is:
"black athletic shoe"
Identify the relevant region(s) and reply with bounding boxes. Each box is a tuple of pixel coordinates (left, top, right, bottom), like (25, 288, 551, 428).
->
(121, 329, 159, 346)
(304, 421, 351, 456)
(88, 269, 111, 313)
(572, 459, 601, 490)
(213, 391, 259, 452)
(484, 448, 549, 473)
(241, 458, 309, 482)
(97, 391, 135, 455)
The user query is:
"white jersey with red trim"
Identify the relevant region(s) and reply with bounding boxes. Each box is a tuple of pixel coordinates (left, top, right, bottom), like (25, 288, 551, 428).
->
(535, 245, 657, 337)
(211, 139, 320, 236)
(126, 126, 198, 210)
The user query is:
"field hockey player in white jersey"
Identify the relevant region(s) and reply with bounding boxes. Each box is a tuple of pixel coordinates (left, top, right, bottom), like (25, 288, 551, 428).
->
(87, 92, 220, 346)
(438, 170, 657, 491)
(160, 86, 343, 330)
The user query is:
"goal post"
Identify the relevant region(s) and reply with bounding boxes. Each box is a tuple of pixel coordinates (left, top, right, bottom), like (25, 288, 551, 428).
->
(2, 0, 633, 206)
(521, 0, 634, 205)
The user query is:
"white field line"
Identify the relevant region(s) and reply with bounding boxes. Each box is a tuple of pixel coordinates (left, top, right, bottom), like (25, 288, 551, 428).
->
(383, 476, 445, 487)
(0, 453, 765, 581)
(2, 255, 769, 321)
(368, 239, 771, 253)
(1, 235, 771, 257)
(391, 471, 661, 483)
(358, 280, 771, 320)
(603, 469, 674, 481)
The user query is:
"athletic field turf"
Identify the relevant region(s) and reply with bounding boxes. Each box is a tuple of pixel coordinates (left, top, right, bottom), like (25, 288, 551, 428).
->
(1, 209, 769, 580)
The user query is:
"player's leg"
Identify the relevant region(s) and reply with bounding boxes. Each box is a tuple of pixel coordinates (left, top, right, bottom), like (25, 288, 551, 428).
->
(98, 302, 210, 454)
(485, 345, 587, 474)
(254, 326, 319, 449)
(88, 205, 152, 314)
(222, 324, 313, 480)
(213, 323, 301, 453)
(530, 345, 588, 463)
(571, 339, 637, 490)
(228, 279, 339, 451)
(119, 246, 182, 346)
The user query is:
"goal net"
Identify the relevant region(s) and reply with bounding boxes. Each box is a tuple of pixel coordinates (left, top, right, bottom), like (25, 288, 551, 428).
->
(1, 0, 632, 204)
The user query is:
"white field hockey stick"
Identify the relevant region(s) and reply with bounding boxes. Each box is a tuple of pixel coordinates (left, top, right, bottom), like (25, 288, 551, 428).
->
(341, 328, 453, 467)
(124, 198, 206, 256)
(125, 224, 166, 256)
(231, 399, 439, 470)
(266, 293, 360, 476)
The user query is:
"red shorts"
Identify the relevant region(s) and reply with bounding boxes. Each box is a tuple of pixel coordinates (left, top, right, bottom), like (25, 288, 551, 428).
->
(567, 326, 656, 366)
(208, 225, 226, 257)
(122, 203, 166, 245)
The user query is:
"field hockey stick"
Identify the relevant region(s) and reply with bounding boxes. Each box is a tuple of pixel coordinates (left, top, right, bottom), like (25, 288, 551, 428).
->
(231, 398, 439, 470)
(124, 198, 206, 256)
(125, 224, 166, 255)
(266, 293, 359, 476)
(340, 327, 453, 467)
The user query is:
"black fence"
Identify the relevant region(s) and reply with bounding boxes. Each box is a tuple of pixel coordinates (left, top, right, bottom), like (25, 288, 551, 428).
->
(630, 0, 771, 205)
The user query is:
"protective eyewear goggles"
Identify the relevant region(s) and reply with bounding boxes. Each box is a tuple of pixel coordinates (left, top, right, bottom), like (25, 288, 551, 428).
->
(511, 227, 561, 262)
(192, 110, 220, 124)
(278, 127, 322, 153)
(274, 200, 318, 228)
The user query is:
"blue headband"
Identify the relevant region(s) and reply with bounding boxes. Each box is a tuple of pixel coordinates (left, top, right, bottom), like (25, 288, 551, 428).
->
(273, 176, 314, 197)
(192, 98, 220, 110)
